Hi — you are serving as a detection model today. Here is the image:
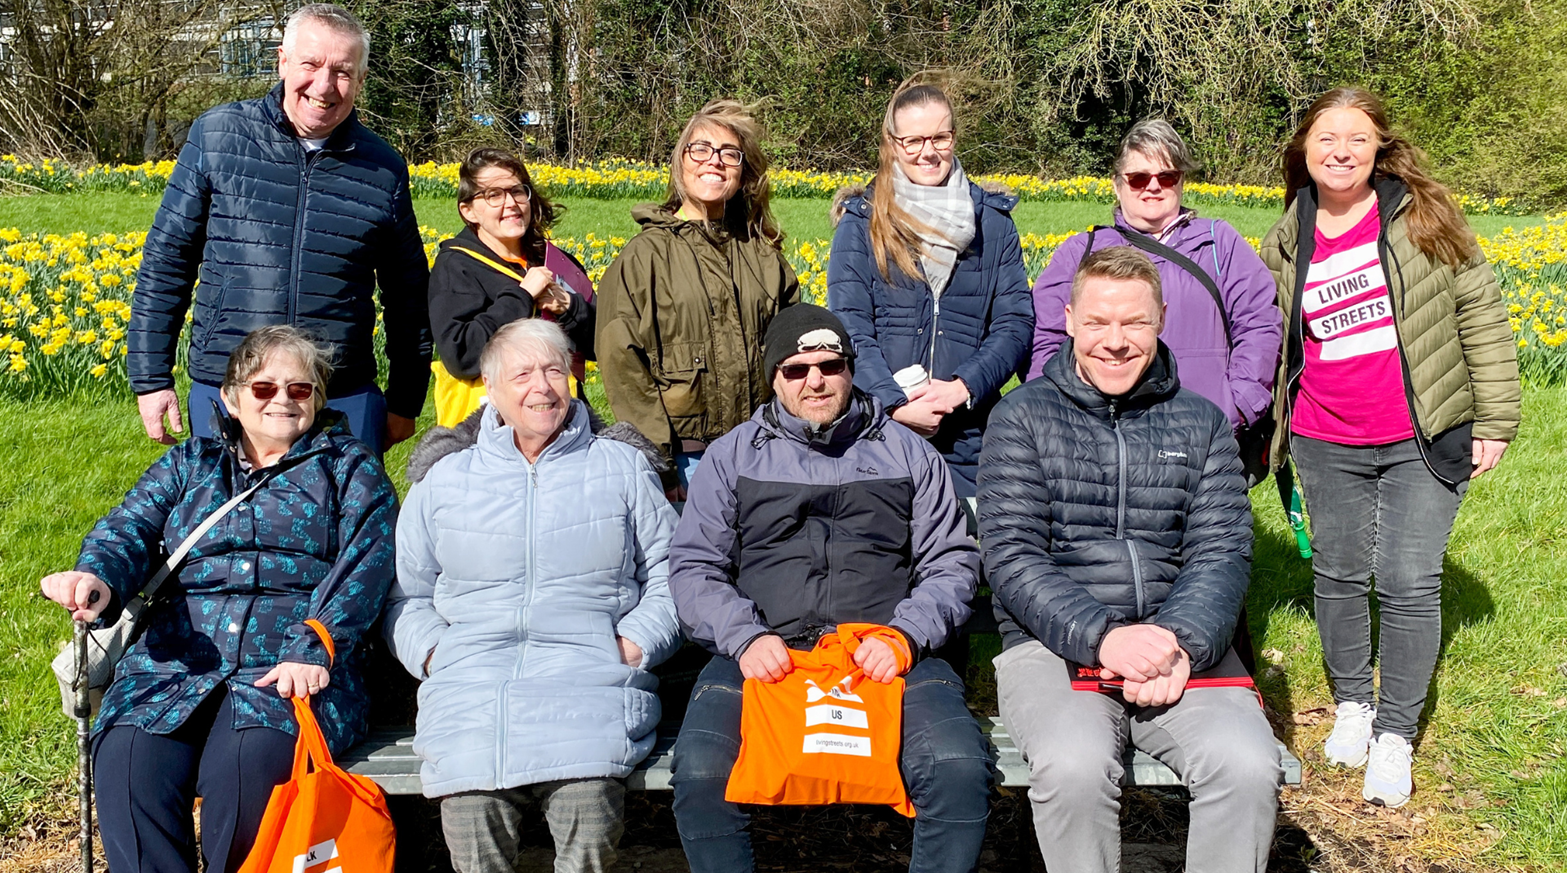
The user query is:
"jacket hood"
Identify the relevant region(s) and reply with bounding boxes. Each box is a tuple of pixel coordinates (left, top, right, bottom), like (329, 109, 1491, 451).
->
(406, 400, 668, 483)
(752, 388, 887, 450)
(831, 179, 1019, 227)
(1041, 338, 1181, 417)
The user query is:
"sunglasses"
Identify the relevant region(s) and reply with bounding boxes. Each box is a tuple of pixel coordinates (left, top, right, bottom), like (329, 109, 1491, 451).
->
(247, 380, 316, 402)
(778, 358, 849, 381)
(1122, 170, 1183, 190)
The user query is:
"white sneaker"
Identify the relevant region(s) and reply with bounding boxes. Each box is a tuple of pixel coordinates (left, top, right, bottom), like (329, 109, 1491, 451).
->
(1323, 701, 1376, 767)
(1363, 733, 1414, 808)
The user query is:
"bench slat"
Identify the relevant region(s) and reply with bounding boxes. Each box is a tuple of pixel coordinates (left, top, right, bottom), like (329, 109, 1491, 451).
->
(345, 719, 1301, 796)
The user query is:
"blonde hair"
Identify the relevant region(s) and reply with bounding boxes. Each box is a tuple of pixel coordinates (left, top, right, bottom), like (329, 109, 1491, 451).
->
(868, 79, 955, 281)
(662, 99, 783, 248)
(1070, 246, 1164, 310)
(222, 325, 334, 412)
(1283, 87, 1478, 269)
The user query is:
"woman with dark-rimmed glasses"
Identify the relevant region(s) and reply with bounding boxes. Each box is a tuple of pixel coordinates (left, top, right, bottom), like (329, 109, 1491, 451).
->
(827, 78, 1033, 499)
(427, 147, 597, 428)
(596, 99, 799, 500)
(1028, 119, 1281, 483)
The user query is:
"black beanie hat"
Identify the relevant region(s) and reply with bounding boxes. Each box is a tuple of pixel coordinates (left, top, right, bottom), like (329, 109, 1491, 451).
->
(762, 304, 856, 381)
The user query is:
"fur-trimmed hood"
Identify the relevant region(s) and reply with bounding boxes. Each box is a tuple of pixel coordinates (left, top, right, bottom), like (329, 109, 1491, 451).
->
(406, 402, 669, 484)
(830, 178, 1018, 227)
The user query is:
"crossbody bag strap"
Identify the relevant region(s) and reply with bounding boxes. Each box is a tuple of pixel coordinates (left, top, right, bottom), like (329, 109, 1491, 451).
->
(450, 245, 529, 283)
(124, 473, 273, 622)
(1117, 229, 1233, 350)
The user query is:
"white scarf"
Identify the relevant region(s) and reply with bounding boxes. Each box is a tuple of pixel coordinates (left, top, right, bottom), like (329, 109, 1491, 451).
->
(891, 159, 976, 297)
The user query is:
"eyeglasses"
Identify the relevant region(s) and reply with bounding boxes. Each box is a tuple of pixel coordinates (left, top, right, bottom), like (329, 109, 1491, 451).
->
(247, 381, 316, 402)
(470, 185, 532, 208)
(684, 142, 744, 168)
(1121, 170, 1183, 190)
(890, 131, 955, 156)
(778, 358, 850, 381)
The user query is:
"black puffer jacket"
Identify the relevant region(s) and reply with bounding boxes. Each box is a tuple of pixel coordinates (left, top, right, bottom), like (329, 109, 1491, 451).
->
(977, 341, 1252, 672)
(129, 83, 432, 417)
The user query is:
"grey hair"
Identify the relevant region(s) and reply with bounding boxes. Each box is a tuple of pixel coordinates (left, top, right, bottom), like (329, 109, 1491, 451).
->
(1113, 119, 1200, 177)
(222, 325, 334, 412)
(480, 319, 573, 384)
(282, 4, 371, 76)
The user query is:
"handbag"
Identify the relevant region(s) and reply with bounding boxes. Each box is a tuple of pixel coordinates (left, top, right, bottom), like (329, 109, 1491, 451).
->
(51, 473, 271, 719)
(239, 621, 396, 873)
(725, 624, 915, 817)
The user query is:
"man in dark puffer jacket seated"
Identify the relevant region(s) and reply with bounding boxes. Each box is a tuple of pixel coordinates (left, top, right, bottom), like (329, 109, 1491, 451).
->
(979, 246, 1282, 873)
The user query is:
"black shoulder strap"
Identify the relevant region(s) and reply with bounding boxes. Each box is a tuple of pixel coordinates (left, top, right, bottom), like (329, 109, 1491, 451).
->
(1117, 229, 1232, 349)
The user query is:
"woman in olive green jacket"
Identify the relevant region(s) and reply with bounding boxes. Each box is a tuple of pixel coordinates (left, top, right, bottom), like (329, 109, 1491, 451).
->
(1260, 87, 1520, 810)
(595, 100, 799, 500)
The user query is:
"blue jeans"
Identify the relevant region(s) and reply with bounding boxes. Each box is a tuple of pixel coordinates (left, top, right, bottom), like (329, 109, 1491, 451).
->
(670, 655, 995, 873)
(188, 380, 388, 454)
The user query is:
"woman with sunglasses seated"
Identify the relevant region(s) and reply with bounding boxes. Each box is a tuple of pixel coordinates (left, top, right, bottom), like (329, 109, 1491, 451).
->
(1027, 120, 1281, 473)
(595, 99, 798, 501)
(39, 325, 398, 873)
(428, 147, 596, 428)
(827, 78, 1034, 499)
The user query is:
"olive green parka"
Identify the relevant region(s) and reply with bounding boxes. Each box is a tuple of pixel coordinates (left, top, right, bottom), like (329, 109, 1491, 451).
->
(1260, 178, 1520, 483)
(595, 204, 800, 466)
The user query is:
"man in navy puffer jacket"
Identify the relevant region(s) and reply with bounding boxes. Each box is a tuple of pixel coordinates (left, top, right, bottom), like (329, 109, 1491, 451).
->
(979, 247, 1280, 873)
(129, 4, 431, 454)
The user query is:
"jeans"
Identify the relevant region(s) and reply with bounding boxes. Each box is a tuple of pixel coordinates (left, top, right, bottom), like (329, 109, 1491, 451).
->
(995, 640, 1281, 873)
(440, 779, 625, 873)
(670, 655, 995, 873)
(188, 380, 388, 454)
(1291, 436, 1466, 739)
(674, 449, 705, 490)
(92, 687, 296, 873)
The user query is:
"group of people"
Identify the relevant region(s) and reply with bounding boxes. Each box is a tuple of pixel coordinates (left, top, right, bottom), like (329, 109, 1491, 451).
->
(39, 4, 1522, 873)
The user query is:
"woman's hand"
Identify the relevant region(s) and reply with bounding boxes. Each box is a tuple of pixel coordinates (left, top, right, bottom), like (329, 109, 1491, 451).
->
(40, 571, 111, 622)
(256, 661, 331, 698)
(617, 636, 645, 668)
(1471, 438, 1509, 478)
(521, 267, 571, 314)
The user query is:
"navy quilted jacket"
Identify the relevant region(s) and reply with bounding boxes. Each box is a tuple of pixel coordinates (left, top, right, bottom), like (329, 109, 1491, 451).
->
(76, 411, 399, 753)
(129, 83, 433, 418)
(977, 342, 1253, 672)
(827, 183, 1034, 497)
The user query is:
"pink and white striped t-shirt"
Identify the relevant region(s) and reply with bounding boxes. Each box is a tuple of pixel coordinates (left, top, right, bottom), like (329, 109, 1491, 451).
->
(1290, 207, 1415, 444)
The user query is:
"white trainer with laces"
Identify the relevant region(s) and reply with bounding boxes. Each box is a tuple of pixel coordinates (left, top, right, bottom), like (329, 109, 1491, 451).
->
(1323, 700, 1377, 767)
(1363, 733, 1414, 807)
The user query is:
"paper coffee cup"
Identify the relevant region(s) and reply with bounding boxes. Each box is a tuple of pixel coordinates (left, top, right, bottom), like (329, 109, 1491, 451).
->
(894, 365, 931, 397)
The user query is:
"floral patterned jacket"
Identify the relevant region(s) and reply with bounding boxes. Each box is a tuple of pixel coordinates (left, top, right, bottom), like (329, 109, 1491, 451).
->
(77, 412, 398, 753)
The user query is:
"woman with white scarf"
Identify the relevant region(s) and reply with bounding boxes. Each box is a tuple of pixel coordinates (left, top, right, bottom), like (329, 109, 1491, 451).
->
(828, 80, 1034, 499)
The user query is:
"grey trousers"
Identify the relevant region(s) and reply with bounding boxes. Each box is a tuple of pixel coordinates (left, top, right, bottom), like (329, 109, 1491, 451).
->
(996, 640, 1282, 873)
(440, 779, 626, 873)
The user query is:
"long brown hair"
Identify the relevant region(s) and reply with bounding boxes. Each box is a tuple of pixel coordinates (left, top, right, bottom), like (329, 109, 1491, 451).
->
(662, 99, 783, 249)
(1283, 87, 1477, 269)
(458, 147, 560, 265)
(868, 80, 954, 281)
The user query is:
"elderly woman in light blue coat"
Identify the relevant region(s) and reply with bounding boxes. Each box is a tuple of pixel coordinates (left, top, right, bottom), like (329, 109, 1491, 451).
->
(385, 318, 682, 873)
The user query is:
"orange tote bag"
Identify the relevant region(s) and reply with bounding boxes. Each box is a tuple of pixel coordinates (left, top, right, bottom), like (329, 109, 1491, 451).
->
(239, 621, 396, 873)
(725, 623, 914, 817)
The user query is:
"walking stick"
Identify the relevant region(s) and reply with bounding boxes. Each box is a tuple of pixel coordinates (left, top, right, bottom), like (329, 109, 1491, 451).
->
(73, 619, 93, 873)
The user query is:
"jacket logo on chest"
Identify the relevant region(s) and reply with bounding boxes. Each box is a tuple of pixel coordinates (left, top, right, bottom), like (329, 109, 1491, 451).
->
(1157, 449, 1189, 460)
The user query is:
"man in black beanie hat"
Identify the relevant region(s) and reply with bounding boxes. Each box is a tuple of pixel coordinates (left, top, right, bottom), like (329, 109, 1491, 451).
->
(666, 306, 994, 873)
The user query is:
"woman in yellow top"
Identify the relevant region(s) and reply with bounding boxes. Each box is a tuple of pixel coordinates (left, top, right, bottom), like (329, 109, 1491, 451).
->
(428, 147, 596, 426)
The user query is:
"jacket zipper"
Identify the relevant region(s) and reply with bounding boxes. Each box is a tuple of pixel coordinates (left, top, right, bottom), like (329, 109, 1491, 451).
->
(1110, 400, 1146, 619)
(288, 147, 321, 325)
(928, 292, 941, 374)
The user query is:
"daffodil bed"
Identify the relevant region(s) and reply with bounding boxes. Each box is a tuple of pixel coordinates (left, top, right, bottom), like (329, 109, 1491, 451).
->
(2, 217, 1564, 399)
(0, 155, 1539, 217)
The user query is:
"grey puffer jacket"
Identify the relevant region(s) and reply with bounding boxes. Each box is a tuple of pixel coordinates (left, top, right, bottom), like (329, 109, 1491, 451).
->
(385, 400, 682, 797)
(977, 342, 1253, 672)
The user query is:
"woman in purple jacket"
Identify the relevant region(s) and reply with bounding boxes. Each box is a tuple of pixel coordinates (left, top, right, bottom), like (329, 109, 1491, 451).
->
(1029, 120, 1281, 468)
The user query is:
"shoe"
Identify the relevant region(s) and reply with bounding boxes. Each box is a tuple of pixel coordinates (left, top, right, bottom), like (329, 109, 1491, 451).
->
(1363, 733, 1414, 808)
(1323, 701, 1376, 767)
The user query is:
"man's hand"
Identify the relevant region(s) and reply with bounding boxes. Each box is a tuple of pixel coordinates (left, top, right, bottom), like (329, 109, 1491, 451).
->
(664, 483, 688, 503)
(617, 636, 645, 668)
(1098, 624, 1182, 682)
(1119, 647, 1191, 707)
(739, 634, 792, 683)
(852, 636, 907, 684)
(1471, 438, 1508, 478)
(137, 389, 184, 445)
(40, 571, 111, 622)
(256, 661, 331, 698)
(385, 413, 417, 449)
(920, 377, 970, 413)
